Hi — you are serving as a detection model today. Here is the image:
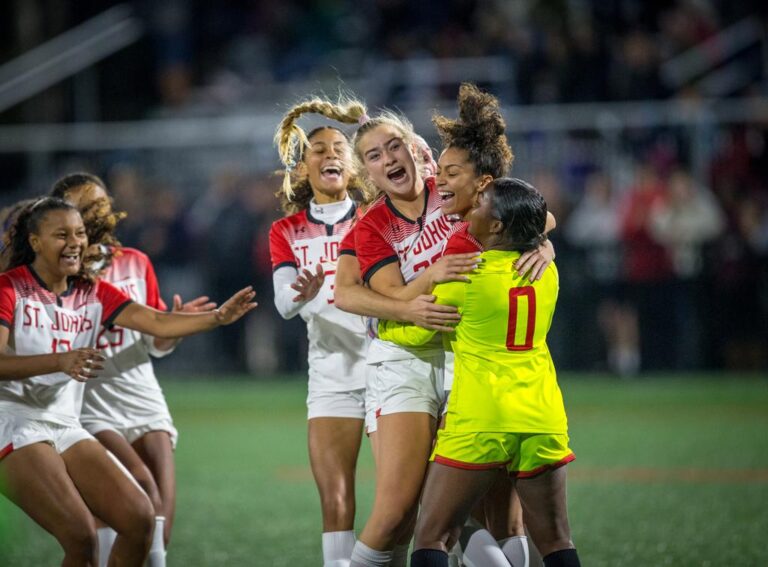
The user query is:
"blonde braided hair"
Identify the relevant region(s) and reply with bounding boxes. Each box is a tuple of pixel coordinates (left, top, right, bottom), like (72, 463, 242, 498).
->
(274, 97, 370, 214)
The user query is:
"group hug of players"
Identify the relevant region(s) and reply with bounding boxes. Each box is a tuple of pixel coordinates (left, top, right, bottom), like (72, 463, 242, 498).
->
(0, 83, 580, 567)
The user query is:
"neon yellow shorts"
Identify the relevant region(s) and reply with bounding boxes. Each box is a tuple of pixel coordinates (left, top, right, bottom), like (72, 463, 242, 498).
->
(432, 430, 575, 478)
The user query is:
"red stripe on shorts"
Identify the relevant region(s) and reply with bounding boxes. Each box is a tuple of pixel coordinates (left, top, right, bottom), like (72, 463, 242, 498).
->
(434, 455, 508, 471)
(0, 442, 13, 461)
(513, 452, 576, 479)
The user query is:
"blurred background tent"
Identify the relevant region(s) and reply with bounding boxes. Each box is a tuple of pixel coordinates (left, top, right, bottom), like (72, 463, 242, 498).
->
(0, 0, 766, 376)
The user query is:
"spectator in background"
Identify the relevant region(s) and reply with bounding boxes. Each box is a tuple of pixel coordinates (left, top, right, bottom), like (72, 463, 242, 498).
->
(619, 163, 674, 372)
(564, 171, 639, 376)
(649, 168, 724, 369)
(706, 127, 768, 370)
(611, 31, 668, 101)
(201, 176, 277, 372)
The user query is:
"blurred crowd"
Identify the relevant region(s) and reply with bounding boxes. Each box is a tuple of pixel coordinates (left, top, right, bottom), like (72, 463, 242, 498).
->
(2, 0, 766, 122)
(81, 117, 767, 376)
(0, 0, 766, 375)
(150, 0, 767, 108)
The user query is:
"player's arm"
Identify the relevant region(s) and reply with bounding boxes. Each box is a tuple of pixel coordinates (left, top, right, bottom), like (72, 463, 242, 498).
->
(365, 254, 479, 302)
(378, 282, 463, 346)
(114, 286, 256, 338)
(273, 264, 324, 320)
(151, 294, 218, 354)
(515, 211, 557, 282)
(0, 326, 104, 382)
(334, 253, 460, 332)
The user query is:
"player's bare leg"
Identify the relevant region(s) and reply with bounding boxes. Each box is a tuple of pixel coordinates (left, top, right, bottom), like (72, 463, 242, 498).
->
(480, 473, 541, 566)
(0, 442, 99, 566)
(64, 439, 155, 567)
(514, 467, 580, 566)
(309, 417, 364, 567)
(410, 462, 499, 567)
(133, 431, 176, 544)
(351, 412, 436, 566)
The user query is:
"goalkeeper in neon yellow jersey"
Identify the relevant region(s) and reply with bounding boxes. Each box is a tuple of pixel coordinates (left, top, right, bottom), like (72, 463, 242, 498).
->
(380, 178, 581, 567)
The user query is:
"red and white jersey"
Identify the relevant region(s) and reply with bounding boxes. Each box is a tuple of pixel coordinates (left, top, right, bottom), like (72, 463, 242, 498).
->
(354, 178, 451, 362)
(270, 204, 367, 392)
(442, 221, 483, 255)
(0, 265, 131, 426)
(355, 177, 454, 285)
(80, 248, 173, 428)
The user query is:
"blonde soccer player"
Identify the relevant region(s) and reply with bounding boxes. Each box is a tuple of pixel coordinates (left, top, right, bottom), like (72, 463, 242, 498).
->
(269, 99, 376, 567)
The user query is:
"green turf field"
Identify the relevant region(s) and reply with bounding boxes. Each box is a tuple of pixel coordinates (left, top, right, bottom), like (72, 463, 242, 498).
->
(1, 374, 766, 566)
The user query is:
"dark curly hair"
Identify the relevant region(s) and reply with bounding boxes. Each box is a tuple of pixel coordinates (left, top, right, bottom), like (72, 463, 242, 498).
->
(432, 83, 514, 178)
(50, 172, 127, 275)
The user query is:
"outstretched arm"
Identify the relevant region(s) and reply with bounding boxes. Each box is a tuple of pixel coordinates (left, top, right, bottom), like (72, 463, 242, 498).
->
(115, 286, 257, 338)
(151, 294, 218, 353)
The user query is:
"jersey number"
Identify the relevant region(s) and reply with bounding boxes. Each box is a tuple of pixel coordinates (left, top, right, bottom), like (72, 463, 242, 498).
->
(97, 327, 124, 349)
(51, 338, 72, 352)
(506, 286, 535, 351)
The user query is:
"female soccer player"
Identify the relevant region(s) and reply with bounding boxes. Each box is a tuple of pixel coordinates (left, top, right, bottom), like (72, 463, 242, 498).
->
(51, 172, 213, 567)
(337, 109, 477, 567)
(380, 178, 581, 567)
(434, 83, 555, 567)
(0, 197, 255, 567)
(269, 98, 378, 567)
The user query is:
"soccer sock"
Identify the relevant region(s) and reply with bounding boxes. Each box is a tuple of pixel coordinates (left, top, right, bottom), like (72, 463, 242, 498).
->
(147, 516, 166, 567)
(461, 528, 511, 567)
(390, 543, 410, 567)
(542, 548, 581, 567)
(498, 535, 530, 567)
(322, 530, 356, 567)
(411, 548, 449, 567)
(96, 527, 117, 567)
(349, 540, 393, 567)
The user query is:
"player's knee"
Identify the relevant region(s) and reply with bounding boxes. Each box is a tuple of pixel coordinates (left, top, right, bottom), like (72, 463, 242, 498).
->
(120, 494, 155, 545)
(58, 521, 97, 562)
(370, 505, 415, 542)
(413, 508, 452, 549)
(320, 490, 356, 528)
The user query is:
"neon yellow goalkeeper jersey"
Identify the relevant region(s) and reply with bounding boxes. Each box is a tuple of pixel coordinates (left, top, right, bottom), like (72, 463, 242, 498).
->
(379, 249, 568, 434)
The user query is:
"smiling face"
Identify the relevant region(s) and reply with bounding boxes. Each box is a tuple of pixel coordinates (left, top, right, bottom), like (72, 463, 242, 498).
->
(303, 127, 352, 203)
(436, 146, 492, 216)
(29, 208, 88, 279)
(358, 124, 421, 200)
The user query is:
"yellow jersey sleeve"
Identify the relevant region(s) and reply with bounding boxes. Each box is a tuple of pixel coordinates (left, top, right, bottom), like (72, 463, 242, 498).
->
(377, 280, 466, 346)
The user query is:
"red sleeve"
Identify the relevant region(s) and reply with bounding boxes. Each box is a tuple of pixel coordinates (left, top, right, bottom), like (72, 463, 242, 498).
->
(143, 255, 167, 311)
(339, 225, 357, 257)
(96, 280, 133, 327)
(443, 227, 483, 255)
(269, 221, 297, 271)
(0, 274, 16, 328)
(355, 217, 398, 283)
